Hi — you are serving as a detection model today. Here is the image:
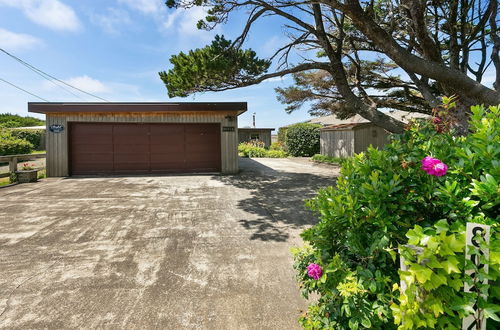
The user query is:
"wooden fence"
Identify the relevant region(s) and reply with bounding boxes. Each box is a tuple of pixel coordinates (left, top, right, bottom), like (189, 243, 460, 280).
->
(0, 153, 46, 178)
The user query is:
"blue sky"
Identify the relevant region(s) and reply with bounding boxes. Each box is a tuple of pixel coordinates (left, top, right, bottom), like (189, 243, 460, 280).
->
(0, 0, 311, 128)
(1, 1, 496, 129)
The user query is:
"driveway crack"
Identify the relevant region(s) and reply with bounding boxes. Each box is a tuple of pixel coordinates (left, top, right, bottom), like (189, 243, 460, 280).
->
(0, 257, 60, 320)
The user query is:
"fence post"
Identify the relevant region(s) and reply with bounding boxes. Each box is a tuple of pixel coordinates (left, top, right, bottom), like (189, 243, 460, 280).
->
(9, 157, 17, 174)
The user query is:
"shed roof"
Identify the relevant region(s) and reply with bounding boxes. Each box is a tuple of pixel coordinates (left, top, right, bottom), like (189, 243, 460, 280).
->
(238, 127, 275, 131)
(28, 102, 248, 115)
(321, 123, 373, 131)
(302, 110, 429, 127)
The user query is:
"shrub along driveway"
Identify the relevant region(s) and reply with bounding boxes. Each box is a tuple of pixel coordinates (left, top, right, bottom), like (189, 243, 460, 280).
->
(0, 158, 338, 329)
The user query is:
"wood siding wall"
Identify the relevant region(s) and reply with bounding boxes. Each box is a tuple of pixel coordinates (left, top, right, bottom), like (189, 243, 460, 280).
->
(46, 112, 239, 177)
(354, 125, 389, 154)
(320, 130, 355, 158)
(238, 130, 272, 147)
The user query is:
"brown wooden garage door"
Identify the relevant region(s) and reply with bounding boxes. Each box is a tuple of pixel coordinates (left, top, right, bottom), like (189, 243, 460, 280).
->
(69, 123, 221, 175)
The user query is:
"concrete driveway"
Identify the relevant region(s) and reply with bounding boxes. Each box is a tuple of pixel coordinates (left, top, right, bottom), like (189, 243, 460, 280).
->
(0, 158, 338, 329)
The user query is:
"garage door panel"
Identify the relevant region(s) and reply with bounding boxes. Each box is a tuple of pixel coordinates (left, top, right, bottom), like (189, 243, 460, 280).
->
(114, 153, 150, 163)
(73, 162, 114, 171)
(71, 144, 113, 154)
(114, 136, 150, 144)
(113, 144, 150, 154)
(70, 123, 220, 174)
(74, 153, 114, 162)
(186, 136, 218, 145)
(72, 124, 112, 135)
(150, 124, 183, 134)
(186, 154, 220, 163)
(150, 144, 184, 154)
(150, 161, 185, 171)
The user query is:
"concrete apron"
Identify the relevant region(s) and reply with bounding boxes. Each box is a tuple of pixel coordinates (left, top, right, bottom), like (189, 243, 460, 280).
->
(0, 158, 338, 329)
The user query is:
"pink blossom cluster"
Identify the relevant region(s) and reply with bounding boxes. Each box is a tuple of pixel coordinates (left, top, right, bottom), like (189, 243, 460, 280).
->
(421, 156, 448, 176)
(307, 263, 323, 280)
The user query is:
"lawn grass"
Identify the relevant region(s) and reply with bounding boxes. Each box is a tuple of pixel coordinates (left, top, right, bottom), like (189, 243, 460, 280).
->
(311, 154, 345, 165)
(0, 168, 46, 187)
(0, 176, 11, 187)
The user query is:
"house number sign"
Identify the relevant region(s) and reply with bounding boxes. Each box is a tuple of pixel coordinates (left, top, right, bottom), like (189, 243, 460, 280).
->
(49, 124, 64, 133)
(222, 126, 235, 132)
(463, 222, 490, 330)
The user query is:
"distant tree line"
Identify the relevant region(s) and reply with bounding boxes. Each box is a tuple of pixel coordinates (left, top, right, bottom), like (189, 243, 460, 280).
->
(0, 113, 45, 128)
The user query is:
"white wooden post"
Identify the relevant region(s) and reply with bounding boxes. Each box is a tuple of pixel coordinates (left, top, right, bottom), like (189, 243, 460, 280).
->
(463, 223, 490, 330)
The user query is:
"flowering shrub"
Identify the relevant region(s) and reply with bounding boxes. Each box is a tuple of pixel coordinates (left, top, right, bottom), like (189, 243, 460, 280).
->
(238, 141, 287, 158)
(420, 156, 448, 176)
(238, 142, 267, 157)
(307, 264, 323, 280)
(293, 105, 499, 329)
(20, 163, 36, 170)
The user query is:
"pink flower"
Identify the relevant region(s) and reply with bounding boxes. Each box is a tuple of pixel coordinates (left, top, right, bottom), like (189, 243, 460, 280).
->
(421, 156, 448, 176)
(307, 263, 323, 280)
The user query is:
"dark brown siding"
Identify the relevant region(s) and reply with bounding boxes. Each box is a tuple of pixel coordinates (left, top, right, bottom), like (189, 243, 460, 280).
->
(70, 123, 221, 175)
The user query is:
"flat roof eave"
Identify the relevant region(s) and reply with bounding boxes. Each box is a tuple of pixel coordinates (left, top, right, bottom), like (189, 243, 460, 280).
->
(237, 128, 275, 131)
(28, 102, 248, 115)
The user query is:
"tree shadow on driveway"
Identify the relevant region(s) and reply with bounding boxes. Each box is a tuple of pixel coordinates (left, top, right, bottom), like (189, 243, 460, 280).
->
(214, 158, 338, 242)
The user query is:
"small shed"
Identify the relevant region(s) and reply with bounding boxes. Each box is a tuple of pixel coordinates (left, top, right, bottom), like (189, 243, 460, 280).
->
(238, 128, 274, 148)
(320, 123, 389, 158)
(28, 102, 247, 176)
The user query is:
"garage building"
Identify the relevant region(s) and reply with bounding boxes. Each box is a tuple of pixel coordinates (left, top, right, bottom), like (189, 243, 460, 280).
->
(28, 102, 247, 176)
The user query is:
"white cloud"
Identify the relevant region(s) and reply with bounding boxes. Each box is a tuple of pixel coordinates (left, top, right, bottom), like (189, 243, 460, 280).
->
(0, 28, 43, 51)
(118, 0, 162, 15)
(42, 75, 112, 94)
(90, 7, 131, 35)
(264, 76, 289, 83)
(0, 0, 81, 32)
(162, 6, 217, 41)
(64, 75, 111, 93)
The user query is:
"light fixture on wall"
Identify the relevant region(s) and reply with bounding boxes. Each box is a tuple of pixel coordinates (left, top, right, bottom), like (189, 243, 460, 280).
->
(225, 115, 235, 122)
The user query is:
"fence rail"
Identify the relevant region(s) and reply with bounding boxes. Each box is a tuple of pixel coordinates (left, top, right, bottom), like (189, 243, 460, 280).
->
(0, 153, 46, 178)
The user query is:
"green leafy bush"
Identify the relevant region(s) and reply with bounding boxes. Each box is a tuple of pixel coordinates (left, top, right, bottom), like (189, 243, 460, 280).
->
(0, 130, 34, 155)
(0, 113, 44, 128)
(278, 127, 288, 144)
(10, 129, 44, 149)
(311, 154, 344, 165)
(238, 142, 288, 158)
(238, 143, 267, 157)
(285, 123, 321, 157)
(392, 220, 499, 329)
(270, 141, 285, 151)
(294, 105, 499, 329)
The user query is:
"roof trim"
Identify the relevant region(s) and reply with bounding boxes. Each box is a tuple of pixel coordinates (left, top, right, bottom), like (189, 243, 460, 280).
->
(321, 122, 373, 130)
(28, 102, 248, 115)
(238, 127, 275, 131)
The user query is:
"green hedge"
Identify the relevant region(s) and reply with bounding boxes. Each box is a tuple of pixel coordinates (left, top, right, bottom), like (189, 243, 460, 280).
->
(0, 130, 34, 155)
(285, 123, 321, 157)
(238, 142, 287, 158)
(0, 113, 44, 128)
(10, 129, 44, 149)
